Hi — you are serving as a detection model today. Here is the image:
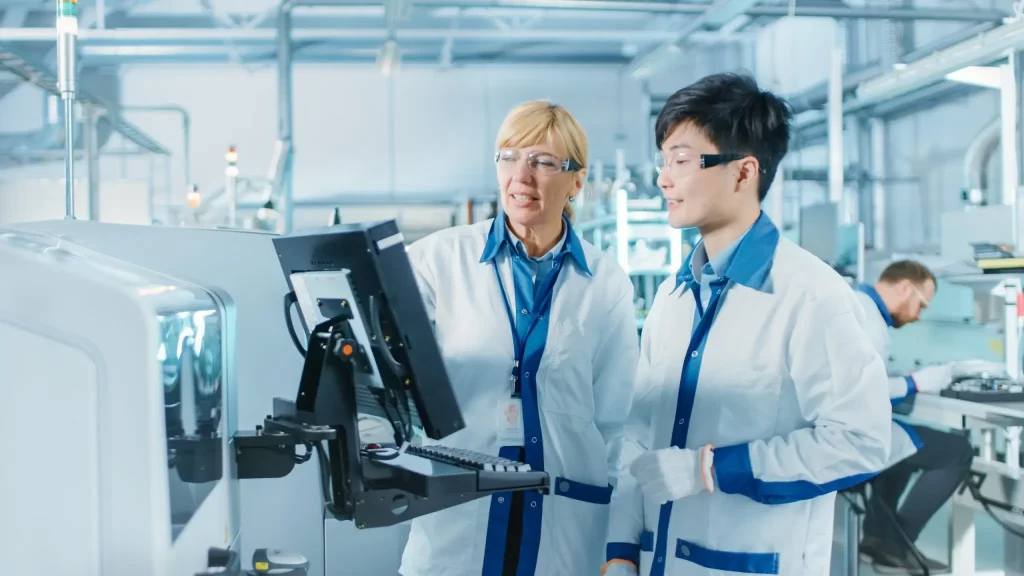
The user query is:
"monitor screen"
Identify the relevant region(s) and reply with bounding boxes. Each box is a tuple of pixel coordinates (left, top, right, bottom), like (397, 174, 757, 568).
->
(272, 220, 464, 441)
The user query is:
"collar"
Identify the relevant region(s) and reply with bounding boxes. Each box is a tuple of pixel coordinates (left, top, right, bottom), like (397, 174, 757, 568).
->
(674, 211, 780, 293)
(479, 210, 592, 276)
(856, 283, 895, 328)
(689, 230, 742, 284)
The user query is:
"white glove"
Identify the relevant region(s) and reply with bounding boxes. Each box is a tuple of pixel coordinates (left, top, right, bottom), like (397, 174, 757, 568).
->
(909, 364, 953, 394)
(629, 445, 715, 505)
(951, 359, 1008, 379)
(602, 562, 638, 576)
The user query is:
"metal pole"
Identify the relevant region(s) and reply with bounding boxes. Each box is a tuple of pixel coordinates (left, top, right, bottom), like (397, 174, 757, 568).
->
(1000, 55, 1020, 250)
(845, 502, 860, 576)
(57, 0, 78, 219)
(828, 41, 844, 220)
(85, 103, 100, 220)
(278, 3, 295, 233)
(869, 117, 886, 250)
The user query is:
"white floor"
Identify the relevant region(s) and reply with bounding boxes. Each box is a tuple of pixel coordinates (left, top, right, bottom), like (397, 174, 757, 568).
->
(830, 500, 1021, 575)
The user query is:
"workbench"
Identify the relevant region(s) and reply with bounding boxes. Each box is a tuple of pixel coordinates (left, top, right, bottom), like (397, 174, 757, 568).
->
(896, 393, 1024, 575)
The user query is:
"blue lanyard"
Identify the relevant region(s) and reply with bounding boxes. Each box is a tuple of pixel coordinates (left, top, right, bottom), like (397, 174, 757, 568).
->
(492, 253, 566, 397)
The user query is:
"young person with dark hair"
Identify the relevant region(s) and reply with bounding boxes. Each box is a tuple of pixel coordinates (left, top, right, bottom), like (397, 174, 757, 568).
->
(854, 261, 997, 573)
(602, 73, 892, 576)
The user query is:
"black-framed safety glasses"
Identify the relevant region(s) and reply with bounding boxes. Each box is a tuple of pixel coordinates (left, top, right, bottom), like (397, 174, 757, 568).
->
(656, 151, 767, 175)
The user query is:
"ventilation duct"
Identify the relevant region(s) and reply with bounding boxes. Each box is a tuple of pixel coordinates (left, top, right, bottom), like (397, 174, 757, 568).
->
(962, 118, 1001, 206)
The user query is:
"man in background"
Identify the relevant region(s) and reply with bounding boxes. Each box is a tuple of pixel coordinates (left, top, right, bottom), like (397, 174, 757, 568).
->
(854, 260, 997, 574)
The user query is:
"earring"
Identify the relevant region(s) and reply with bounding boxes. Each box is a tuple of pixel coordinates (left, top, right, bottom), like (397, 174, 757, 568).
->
(569, 196, 576, 203)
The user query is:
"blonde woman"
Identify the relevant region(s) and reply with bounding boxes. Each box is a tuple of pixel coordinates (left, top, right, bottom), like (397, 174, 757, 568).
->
(399, 101, 639, 576)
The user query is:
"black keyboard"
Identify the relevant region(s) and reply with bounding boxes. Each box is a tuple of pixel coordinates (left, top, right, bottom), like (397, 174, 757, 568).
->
(407, 444, 533, 473)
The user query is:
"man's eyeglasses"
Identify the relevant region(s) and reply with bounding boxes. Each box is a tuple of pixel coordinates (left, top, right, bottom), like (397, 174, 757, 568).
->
(495, 148, 583, 176)
(911, 284, 930, 309)
(655, 151, 767, 177)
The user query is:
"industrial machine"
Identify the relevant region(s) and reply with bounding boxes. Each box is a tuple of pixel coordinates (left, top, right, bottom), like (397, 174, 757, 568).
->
(0, 219, 549, 576)
(0, 228, 240, 576)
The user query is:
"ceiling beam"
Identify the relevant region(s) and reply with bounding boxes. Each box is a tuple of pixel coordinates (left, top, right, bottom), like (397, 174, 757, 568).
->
(0, 26, 737, 44)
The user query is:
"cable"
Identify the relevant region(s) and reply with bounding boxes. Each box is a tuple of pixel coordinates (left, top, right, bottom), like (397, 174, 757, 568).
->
(284, 292, 306, 357)
(369, 294, 414, 442)
(964, 475, 1024, 540)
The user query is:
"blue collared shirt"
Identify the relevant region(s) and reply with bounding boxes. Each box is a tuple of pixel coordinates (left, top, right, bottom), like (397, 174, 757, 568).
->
(688, 227, 751, 309)
(506, 222, 566, 297)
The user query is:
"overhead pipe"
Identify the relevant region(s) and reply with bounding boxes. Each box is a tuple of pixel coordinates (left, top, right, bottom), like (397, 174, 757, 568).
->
(962, 118, 1001, 206)
(278, 1, 294, 233)
(787, 21, 998, 115)
(855, 17, 1024, 106)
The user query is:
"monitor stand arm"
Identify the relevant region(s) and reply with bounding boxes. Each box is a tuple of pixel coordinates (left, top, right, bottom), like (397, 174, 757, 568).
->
(234, 309, 492, 528)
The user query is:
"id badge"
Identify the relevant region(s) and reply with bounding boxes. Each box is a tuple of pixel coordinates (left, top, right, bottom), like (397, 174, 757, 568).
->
(497, 397, 525, 446)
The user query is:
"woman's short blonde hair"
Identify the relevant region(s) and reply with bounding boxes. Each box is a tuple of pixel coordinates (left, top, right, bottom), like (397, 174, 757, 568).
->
(495, 100, 588, 221)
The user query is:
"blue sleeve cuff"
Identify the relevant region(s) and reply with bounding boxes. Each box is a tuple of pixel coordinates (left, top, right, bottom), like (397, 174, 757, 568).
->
(891, 376, 917, 407)
(606, 543, 641, 565)
(712, 443, 753, 497)
(904, 375, 917, 396)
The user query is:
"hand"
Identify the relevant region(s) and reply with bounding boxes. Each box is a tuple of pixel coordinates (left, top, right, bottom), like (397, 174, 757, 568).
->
(602, 562, 638, 576)
(951, 359, 1008, 379)
(910, 364, 953, 394)
(629, 445, 715, 505)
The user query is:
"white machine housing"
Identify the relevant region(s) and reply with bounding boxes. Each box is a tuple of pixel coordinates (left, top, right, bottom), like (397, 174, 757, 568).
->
(4, 219, 411, 576)
(0, 228, 239, 576)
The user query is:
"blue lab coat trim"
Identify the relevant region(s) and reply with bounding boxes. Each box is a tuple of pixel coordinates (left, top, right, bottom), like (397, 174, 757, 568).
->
(641, 531, 655, 552)
(675, 211, 780, 293)
(674, 539, 780, 575)
(553, 477, 614, 504)
(712, 443, 876, 505)
(480, 232, 564, 576)
(606, 543, 641, 565)
(890, 376, 919, 407)
(894, 420, 925, 450)
(607, 531, 654, 563)
(855, 283, 896, 328)
(651, 283, 729, 576)
(479, 211, 592, 276)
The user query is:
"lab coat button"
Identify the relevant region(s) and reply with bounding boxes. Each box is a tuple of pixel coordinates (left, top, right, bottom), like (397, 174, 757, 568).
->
(678, 418, 685, 425)
(531, 437, 538, 444)
(525, 372, 530, 378)
(530, 501, 537, 508)
(656, 556, 663, 564)
(691, 350, 699, 358)
(680, 545, 690, 557)
(521, 308, 528, 315)
(559, 481, 570, 493)
(498, 497, 505, 503)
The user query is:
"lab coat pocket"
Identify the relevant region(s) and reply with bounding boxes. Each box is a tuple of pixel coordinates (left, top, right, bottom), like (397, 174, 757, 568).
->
(673, 538, 780, 575)
(539, 319, 593, 418)
(536, 487, 610, 576)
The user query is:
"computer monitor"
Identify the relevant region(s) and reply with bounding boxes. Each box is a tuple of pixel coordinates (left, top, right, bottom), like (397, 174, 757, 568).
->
(272, 220, 464, 441)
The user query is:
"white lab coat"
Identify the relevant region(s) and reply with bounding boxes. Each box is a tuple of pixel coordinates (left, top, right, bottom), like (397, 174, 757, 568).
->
(399, 216, 640, 576)
(606, 213, 891, 576)
(853, 285, 924, 467)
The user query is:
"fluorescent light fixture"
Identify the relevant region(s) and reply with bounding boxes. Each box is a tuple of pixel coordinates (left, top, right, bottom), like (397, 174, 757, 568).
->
(378, 39, 400, 77)
(855, 17, 1024, 105)
(946, 65, 1002, 89)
